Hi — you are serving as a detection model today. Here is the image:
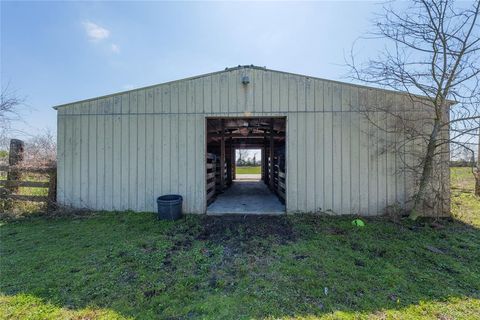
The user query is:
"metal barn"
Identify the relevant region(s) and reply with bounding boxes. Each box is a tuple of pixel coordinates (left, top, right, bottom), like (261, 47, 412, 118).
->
(55, 66, 449, 216)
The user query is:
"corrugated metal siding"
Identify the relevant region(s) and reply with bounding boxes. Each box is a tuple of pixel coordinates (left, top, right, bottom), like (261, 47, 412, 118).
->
(57, 67, 444, 215)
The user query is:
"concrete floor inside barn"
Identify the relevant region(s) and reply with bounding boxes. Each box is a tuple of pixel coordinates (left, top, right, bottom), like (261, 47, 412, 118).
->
(207, 180, 285, 215)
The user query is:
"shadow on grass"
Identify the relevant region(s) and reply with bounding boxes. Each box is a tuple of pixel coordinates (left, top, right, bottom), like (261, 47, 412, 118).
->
(1, 212, 479, 319)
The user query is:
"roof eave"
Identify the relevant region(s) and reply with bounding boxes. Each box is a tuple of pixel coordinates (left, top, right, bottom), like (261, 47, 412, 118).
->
(52, 65, 459, 110)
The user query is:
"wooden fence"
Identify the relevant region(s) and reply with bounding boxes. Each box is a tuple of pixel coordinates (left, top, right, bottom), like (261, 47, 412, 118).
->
(0, 139, 57, 209)
(206, 153, 217, 205)
(269, 155, 286, 203)
(206, 152, 231, 205)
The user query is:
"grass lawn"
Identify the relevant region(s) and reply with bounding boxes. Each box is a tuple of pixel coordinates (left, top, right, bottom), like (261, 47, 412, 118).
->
(236, 166, 261, 175)
(0, 168, 479, 319)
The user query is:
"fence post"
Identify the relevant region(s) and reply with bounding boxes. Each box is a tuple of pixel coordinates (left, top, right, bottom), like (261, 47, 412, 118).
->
(47, 169, 57, 210)
(7, 139, 24, 193)
(3, 139, 24, 210)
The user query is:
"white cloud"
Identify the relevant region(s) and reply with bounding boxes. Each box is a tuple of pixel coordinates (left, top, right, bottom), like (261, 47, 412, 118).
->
(110, 43, 120, 53)
(82, 21, 110, 41)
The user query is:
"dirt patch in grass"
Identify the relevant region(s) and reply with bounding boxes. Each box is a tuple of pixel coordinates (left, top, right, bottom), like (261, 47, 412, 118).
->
(197, 215, 296, 244)
(194, 215, 297, 292)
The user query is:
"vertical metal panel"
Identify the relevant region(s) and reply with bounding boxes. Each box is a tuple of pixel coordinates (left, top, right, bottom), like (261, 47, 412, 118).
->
(367, 90, 378, 215)
(396, 95, 407, 207)
(237, 70, 246, 113)
(162, 114, 171, 193)
(178, 115, 188, 211)
(153, 114, 163, 209)
(332, 84, 343, 213)
(211, 74, 220, 114)
(186, 114, 196, 212)
(297, 112, 307, 212)
(203, 77, 212, 114)
(323, 82, 333, 212)
(271, 72, 280, 113)
(305, 78, 314, 112)
(263, 71, 272, 113)
(349, 88, 361, 213)
(136, 91, 146, 211)
(341, 86, 351, 214)
(86, 100, 97, 209)
(194, 79, 204, 114)
(120, 94, 129, 210)
(253, 69, 263, 113)
(358, 88, 369, 214)
(385, 92, 397, 208)
(228, 70, 238, 114)
(72, 104, 82, 207)
(297, 76, 306, 112)
(314, 80, 324, 112)
(194, 114, 205, 212)
(314, 111, 324, 212)
(63, 105, 73, 206)
(128, 92, 138, 210)
(243, 69, 253, 112)
(286, 114, 297, 211)
(80, 102, 89, 207)
(305, 88, 316, 212)
(145, 89, 155, 212)
(56, 108, 65, 205)
(288, 75, 298, 112)
(171, 114, 180, 195)
(104, 97, 114, 210)
(56, 68, 447, 216)
(112, 96, 122, 210)
(219, 74, 228, 113)
(162, 85, 171, 113)
(376, 91, 388, 213)
(279, 73, 289, 112)
(178, 81, 187, 114)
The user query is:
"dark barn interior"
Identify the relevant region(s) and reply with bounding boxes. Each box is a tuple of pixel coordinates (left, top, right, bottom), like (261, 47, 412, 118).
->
(206, 118, 286, 214)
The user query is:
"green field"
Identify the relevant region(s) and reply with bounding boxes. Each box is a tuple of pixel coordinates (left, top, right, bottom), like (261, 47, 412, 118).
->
(236, 166, 261, 174)
(0, 168, 479, 319)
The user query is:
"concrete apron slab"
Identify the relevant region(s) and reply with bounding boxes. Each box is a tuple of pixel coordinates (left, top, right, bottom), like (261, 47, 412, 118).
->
(207, 180, 285, 215)
(236, 174, 262, 180)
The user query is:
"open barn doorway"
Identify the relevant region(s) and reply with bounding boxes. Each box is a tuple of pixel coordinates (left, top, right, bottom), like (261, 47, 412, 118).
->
(206, 117, 286, 215)
(235, 149, 261, 181)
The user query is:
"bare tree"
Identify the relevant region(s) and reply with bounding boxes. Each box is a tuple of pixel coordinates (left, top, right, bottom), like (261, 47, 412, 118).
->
(24, 129, 57, 167)
(348, 0, 480, 219)
(237, 149, 249, 165)
(0, 84, 24, 148)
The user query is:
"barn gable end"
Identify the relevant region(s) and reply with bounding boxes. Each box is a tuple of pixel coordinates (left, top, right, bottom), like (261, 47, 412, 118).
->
(56, 66, 450, 216)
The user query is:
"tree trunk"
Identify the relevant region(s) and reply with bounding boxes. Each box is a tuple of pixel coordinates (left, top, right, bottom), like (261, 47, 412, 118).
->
(410, 121, 441, 220)
(475, 128, 480, 197)
(475, 172, 480, 196)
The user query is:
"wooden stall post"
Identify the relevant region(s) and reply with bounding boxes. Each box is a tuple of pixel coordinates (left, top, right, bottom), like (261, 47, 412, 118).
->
(263, 135, 269, 185)
(261, 147, 265, 181)
(226, 137, 232, 185)
(220, 120, 225, 191)
(231, 143, 236, 181)
(269, 119, 275, 190)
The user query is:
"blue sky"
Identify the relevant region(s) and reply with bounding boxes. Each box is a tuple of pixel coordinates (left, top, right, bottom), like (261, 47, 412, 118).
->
(1, 1, 384, 138)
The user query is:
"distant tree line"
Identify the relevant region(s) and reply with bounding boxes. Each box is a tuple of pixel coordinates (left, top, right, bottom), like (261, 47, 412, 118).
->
(236, 149, 260, 167)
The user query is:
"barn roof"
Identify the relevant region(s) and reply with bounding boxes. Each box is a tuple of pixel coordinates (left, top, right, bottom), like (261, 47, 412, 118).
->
(53, 65, 455, 109)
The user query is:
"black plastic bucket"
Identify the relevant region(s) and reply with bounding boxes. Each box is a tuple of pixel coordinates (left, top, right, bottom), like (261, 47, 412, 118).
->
(157, 195, 183, 221)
